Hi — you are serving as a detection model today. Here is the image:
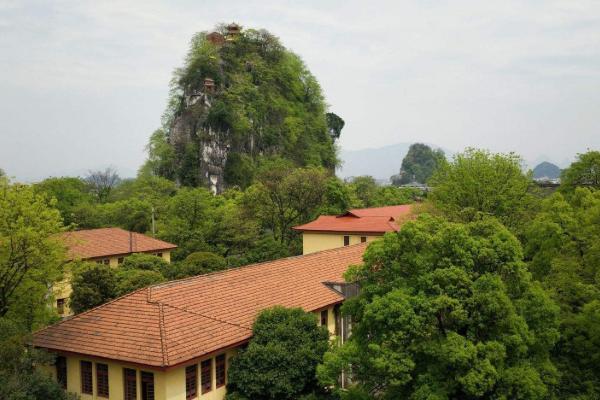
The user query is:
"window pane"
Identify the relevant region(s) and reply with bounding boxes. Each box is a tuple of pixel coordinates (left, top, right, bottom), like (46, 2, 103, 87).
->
(56, 356, 67, 389)
(216, 354, 226, 388)
(124, 368, 137, 400)
(343, 236, 350, 246)
(321, 310, 328, 327)
(201, 359, 212, 394)
(141, 371, 155, 400)
(80, 361, 93, 394)
(185, 365, 197, 399)
(97, 363, 109, 397)
(361, 236, 367, 243)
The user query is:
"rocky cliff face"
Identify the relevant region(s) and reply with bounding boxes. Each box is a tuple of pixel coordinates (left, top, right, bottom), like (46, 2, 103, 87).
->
(169, 87, 229, 194)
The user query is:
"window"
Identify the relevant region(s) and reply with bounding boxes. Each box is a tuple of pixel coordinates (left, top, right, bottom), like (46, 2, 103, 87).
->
(141, 371, 155, 400)
(97, 363, 109, 397)
(103, 259, 110, 265)
(201, 359, 212, 394)
(118, 257, 124, 264)
(343, 236, 350, 246)
(56, 356, 67, 389)
(321, 310, 329, 327)
(360, 236, 367, 243)
(216, 354, 226, 388)
(56, 298, 65, 315)
(124, 368, 137, 400)
(185, 365, 197, 399)
(157, 253, 163, 258)
(80, 361, 93, 394)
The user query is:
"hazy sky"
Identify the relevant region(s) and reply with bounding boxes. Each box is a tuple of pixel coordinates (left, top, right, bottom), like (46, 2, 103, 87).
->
(1, 0, 599, 181)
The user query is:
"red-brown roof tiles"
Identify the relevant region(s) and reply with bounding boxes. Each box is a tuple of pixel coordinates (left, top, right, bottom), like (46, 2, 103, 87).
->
(33, 243, 368, 368)
(60, 228, 177, 260)
(293, 205, 412, 234)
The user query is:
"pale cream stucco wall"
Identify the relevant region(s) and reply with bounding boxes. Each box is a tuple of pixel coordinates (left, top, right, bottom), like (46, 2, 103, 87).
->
(302, 232, 380, 254)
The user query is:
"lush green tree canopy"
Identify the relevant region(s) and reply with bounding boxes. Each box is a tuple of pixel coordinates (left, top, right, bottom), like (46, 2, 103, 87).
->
(561, 150, 600, 191)
(34, 177, 93, 226)
(69, 263, 117, 314)
(523, 188, 600, 397)
(241, 160, 329, 245)
(0, 319, 78, 400)
(0, 178, 65, 328)
(166, 251, 227, 280)
(392, 143, 445, 185)
(429, 148, 535, 229)
(319, 215, 560, 399)
(227, 306, 330, 400)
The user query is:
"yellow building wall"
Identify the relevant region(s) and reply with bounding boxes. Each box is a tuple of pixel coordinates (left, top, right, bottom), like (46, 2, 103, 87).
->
(40, 348, 237, 400)
(52, 251, 172, 318)
(40, 308, 336, 399)
(302, 233, 379, 254)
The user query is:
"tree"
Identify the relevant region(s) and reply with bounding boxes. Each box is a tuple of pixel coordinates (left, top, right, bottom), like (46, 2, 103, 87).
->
(326, 112, 345, 140)
(523, 188, 600, 397)
(86, 167, 120, 202)
(242, 161, 329, 244)
(227, 306, 330, 400)
(347, 176, 378, 208)
(0, 178, 65, 325)
(115, 269, 165, 297)
(392, 143, 445, 185)
(429, 148, 534, 229)
(167, 252, 227, 280)
(0, 319, 78, 400)
(561, 150, 600, 191)
(318, 215, 560, 399)
(69, 263, 117, 314)
(34, 177, 93, 226)
(121, 253, 170, 273)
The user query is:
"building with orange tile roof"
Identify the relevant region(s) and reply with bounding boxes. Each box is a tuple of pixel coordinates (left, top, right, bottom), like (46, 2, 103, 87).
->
(293, 204, 412, 254)
(34, 243, 367, 400)
(53, 228, 177, 317)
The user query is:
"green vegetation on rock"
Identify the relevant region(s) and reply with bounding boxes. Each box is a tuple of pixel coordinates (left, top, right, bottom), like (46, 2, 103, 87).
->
(145, 25, 342, 191)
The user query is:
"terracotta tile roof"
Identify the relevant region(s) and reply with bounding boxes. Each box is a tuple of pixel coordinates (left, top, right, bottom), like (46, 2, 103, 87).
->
(345, 205, 412, 218)
(33, 243, 368, 368)
(59, 228, 177, 260)
(293, 205, 412, 234)
(293, 215, 400, 234)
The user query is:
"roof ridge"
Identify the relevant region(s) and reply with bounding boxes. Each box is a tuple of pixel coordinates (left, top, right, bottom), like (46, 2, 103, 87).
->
(158, 303, 169, 367)
(149, 242, 369, 290)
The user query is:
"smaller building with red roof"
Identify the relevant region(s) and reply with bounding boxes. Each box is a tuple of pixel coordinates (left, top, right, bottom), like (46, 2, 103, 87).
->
(293, 205, 412, 254)
(54, 228, 177, 317)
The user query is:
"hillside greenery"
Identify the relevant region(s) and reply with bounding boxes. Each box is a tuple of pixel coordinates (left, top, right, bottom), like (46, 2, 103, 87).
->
(144, 25, 342, 189)
(391, 143, 445, 185)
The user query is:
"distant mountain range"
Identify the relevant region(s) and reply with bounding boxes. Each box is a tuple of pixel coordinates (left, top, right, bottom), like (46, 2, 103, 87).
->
(338, 143, 571, 181)
(532, 161, 561, 180)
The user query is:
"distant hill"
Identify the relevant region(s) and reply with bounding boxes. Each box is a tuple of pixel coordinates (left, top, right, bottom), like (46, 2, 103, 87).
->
(533, 161, 561, 180)
(338, 143, 449, 181)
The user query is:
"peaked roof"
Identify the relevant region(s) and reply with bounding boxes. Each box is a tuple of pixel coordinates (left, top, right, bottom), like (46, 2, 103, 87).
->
(33, 243, 367, 369)
(60, 228, 177, 260)
(293, 204, 412, 234)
